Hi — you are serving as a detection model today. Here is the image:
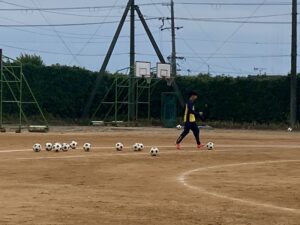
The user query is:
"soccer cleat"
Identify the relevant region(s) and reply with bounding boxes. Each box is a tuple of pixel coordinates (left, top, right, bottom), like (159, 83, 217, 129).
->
(197, 144, 205, 149)
(176, 144, 181, 150)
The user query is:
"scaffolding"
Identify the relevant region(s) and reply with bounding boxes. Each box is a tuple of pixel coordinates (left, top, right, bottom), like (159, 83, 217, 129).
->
(0, 50, 48, 132)
(91, 75, 157, 125)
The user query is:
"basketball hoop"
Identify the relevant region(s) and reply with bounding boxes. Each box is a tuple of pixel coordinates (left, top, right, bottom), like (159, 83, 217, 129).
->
(166, 77, 173, 86)
(156, 63, 172, 86)
(146, 77, 152, 84)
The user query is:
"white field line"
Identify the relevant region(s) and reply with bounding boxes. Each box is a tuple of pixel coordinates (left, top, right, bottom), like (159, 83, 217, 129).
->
(218, 144, 300, 149)
(0, 149, 32, 153)
(178, 160, 300, 214)
(16, 149, 204, 160)
(15, 144, 299, 161)
(13, 147, 298, 161)
(0, 143, 298, 154)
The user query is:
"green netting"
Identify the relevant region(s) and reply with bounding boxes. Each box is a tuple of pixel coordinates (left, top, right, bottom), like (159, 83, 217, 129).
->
(161, 92, 177, 128)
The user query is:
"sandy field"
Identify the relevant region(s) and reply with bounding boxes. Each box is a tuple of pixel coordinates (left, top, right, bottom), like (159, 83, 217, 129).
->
(0, 127, 299, 225)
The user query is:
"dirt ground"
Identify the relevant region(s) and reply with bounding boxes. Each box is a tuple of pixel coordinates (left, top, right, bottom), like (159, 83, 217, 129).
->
(0, 127, 299, 225)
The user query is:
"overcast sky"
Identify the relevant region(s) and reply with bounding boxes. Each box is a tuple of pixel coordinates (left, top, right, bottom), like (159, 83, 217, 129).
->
(0, 0, 298, 76)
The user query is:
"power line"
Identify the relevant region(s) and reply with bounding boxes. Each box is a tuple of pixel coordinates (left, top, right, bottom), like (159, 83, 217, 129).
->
(174, 17, 291, 24)
(68, 0, 121, 65)
(150, 0, 220, 74)
(0, 17, 159, 27)
(0, 1, 124, 11)
(29, 0, 81, 65)
(34, 11, 126, 18)
(0, 21, 118, 28)
(178, 3, 240, 74)
(195, 0, 269, 72)
(185, 54, 291, 59)
(0, 43, 129, 56)
(6, 22, 156, 37)
(0, 2, 164, 11)
(174, 13, 291, 20)
(175, 2, 292, 6)
(136, 52, 292, 59)
(1, 24, 155, 40)
(176, 38, 291, 45)
(1, 39, 164, 44)
(0, 0, 295, 76)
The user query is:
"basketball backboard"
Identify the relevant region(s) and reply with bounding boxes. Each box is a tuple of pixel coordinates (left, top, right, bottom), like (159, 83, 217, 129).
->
(157, 63, 171, 78)
(135, 61, 151, 78)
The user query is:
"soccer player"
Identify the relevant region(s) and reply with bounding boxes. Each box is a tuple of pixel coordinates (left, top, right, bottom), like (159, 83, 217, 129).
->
(176, 91, 205, 150)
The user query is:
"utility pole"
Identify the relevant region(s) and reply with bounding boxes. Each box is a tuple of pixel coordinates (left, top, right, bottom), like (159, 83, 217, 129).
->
(0, 49, 2, 129)
(161, 1, 185, 107)
(170, 0, 177, 77)
(129, 0, 135, 121)
(290, 0, 297, 126)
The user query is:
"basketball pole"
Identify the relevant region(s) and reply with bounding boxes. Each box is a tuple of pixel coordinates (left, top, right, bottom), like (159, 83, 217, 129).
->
(81, 0, 132, 120)
(135, 6, 165, 63)
(129, 0, 135, 121)
(83, 0, 167, 122)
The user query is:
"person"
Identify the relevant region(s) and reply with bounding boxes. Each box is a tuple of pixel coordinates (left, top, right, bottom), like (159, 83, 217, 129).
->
(176, 90, 205, 150)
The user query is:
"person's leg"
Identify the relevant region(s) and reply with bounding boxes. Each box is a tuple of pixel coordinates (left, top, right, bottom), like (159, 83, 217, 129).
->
(191, 123, 201, 145)
(176, 123, 190, 145)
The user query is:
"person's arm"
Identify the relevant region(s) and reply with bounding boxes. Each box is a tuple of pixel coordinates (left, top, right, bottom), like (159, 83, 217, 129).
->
(199, 111, 205, 122)
(189, 101, 206, 122)
(187, 101, 200, 117)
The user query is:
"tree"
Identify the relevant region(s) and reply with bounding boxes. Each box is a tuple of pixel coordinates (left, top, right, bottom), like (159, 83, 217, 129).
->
(16, 53, 44, 66)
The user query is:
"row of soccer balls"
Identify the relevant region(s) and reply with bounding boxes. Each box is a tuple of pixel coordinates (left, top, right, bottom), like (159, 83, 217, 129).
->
(33, 141, 160, 156)
(116, 142, 215, 152)
(33, 141, 91, 152)
(116, 143, 159, 156)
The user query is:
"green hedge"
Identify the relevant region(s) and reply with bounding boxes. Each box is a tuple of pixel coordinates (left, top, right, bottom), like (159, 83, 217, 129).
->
(8, 64, 298, 124)
(176, 75, 291, 123)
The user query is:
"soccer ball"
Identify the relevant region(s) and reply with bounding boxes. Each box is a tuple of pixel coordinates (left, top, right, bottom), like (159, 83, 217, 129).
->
(176, 125, 182, 130)
(83, 143, 91, 152)
(132, 143, 139, 152)
(70, 141, 78, 149)
(287, 127, 293, 132)
(52, 143, 62, 152)
(137, 143, 144, 151)
(150, 147, 159, 156)
(206, 142, 214, 150)
(116, 143, 124, 151)
(62, 143, 70, 152)
(33, 143, 41, 152)
(45, 143, 52, 151)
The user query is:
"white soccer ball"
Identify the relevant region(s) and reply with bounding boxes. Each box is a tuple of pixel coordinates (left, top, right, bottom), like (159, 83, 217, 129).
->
(176, 125, 182, 130)
(150, 147, 159, 156)
(70, 141, 78, 149)
(62, 143, 70, 152)
(83, 143, 91, 152)
(45, 143, 52, 151)
(132, 143, 139, 152)
(206, 142, 214, 150)
(52, 143, 62, 152)
(137, 143, 144, 151)
(33, 143, 41, 152)
(287, 127, 293, 132)
(116, 143, 124, 151)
